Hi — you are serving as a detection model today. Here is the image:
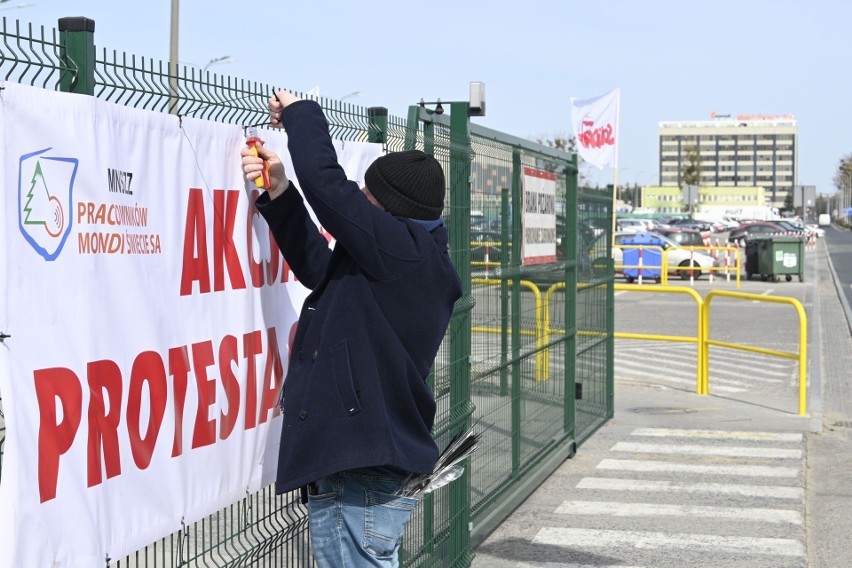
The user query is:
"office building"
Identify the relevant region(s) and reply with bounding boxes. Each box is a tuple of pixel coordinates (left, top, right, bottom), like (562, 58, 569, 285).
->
(658, 114, 797, 209)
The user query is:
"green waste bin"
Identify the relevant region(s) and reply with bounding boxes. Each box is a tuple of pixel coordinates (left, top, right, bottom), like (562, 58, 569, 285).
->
(746, 235, 804, 282)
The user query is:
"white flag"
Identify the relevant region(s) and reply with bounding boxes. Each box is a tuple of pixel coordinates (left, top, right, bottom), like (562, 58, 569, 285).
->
(570, 88, 620, 169)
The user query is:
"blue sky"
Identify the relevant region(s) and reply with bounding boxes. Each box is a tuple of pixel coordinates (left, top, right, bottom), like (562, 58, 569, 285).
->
(6, 0, 850, 196)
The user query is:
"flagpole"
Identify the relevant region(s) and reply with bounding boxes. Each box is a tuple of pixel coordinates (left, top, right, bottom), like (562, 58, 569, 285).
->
(611, 167, 619, 247)
(610, 89, 621, 248)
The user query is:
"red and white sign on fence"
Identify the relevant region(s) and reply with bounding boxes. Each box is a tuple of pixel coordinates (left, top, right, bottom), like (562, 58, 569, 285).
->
(522, 167, 557, 265)
(570, 88, 620, 169)
(0, 82, 381, 567)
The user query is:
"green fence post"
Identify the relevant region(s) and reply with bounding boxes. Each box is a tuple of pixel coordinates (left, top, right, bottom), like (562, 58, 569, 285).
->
(510, 148, 522, 478)
(448, 100, 473, 568)
(564, 154, 578, 435)
(606, 191, 616, 420)
(58, 17, 95, 95)
(404, 105, 420, 151)
(367, 106, 388, 146)
(500, 186, 510, 397)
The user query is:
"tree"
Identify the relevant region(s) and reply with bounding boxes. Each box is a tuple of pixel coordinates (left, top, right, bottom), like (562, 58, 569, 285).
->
(534, 133, 577, 154)
(783, 191, 794, 213)
(534, 132, 591, 186)
(833, 153, 852, 193)
(682, 145, 701, 187)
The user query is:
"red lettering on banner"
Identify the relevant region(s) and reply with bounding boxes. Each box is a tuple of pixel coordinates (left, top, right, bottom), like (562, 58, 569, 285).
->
(578, 122, 616, 150)
(243, 330, 262, 430)
(246, 191, 265, 289)
(86, 360, 123, 487)
(213, 190, 247, 292)
(182, 188, 299, 296)
(35, 367, 83, 503)
(180, 188, 211, 295)
(259, 327, 284, 424)
(246, 189, 294, 288)
(127, 351, 168, 470)
(267, 235, 282, 286)
(33, 328, 284, 502)
(168, 346, 190, 458)
(219, 335, 240, 440)
(191, 340, 217, 449)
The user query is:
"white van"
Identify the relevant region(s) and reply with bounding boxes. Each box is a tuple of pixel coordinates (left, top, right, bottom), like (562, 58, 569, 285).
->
(818, 213, 831, 226)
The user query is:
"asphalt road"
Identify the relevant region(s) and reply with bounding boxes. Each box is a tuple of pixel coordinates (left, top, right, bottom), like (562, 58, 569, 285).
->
(823, 225, 852, 317)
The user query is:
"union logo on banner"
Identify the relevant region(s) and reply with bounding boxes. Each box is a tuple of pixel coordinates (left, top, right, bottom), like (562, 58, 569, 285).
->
(570, 88, 620, 170)
(577, 114, 616, 150)
(18, 147, 78, 260)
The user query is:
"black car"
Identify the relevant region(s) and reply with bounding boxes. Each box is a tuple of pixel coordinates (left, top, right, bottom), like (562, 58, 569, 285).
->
(666, 217, 711, 232)
(727, 222, 785, 242)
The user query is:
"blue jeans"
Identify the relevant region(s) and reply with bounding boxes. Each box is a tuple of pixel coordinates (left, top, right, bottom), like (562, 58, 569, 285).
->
(308, 466, 417, 567)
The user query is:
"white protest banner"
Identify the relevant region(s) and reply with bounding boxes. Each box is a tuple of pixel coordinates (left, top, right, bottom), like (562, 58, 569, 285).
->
(570, 88, 620, 169)
(0, 81, 381, 567)
(521, 167, 557, 265)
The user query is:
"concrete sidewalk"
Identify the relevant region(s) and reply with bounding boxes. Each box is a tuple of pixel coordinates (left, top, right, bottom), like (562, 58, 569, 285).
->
(471, 239, 852, 568)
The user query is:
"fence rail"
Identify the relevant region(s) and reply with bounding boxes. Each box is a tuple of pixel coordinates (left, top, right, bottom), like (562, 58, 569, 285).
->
(1, 14, 613, 567)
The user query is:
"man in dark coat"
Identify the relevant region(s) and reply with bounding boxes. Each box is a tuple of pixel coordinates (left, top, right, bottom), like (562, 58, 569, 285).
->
(240, 90, 462, 567)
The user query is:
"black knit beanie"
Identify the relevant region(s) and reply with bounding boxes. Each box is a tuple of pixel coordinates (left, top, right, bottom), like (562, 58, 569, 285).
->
(364, 150, 446, 220)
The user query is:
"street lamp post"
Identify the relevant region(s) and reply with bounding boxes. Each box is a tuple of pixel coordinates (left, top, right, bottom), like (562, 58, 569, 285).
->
(634, 170, 647, 211)
(840, 165, 852, 223)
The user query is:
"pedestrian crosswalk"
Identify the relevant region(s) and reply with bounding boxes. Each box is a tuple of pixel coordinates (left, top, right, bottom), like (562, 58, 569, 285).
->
(525, 427, 806, 567)
(614, 340, 798, 395)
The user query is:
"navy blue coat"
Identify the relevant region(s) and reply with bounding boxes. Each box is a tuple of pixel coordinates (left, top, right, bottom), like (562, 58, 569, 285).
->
(256, 100, 462, 494)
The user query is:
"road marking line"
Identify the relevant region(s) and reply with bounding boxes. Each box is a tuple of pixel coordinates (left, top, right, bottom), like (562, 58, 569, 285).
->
(597, 459, 799, 478)
(611, 442, 802, 459)
(658, 351, 793, 376)
(576, 477, 802, 499)
(615, 352, 791, 381)
(516, 563, 644, 568)
(554, 500, 802, 525)
(614, 359, 759, 387)
(630, 428, 802, 442)
(532, 528, 804, 557)
(612, 368, 744, 393)
(752, 289, 775, 302)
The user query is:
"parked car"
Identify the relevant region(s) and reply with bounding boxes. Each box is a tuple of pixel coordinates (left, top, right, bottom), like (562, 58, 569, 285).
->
(617, 218, 653, 234)
(608, 231, 716, 280)
(654, 228, 706, 248)
(771, 219, 808, 236)
(727, 222, 786, 243)
(806, 224, 826, 238)
(666, 217, 713, 232)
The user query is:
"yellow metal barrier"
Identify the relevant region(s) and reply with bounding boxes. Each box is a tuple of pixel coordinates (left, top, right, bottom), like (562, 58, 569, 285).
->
(702, 290, 808, 415)
(613, 244, 743, 288)
(472, 278, 544, 381)
(540, 282, 610, 381)
(613, 245, 667, 285)
(541, 282, 565, 381)
(613, 284, 705, 393)
(668, 246, 742, 288)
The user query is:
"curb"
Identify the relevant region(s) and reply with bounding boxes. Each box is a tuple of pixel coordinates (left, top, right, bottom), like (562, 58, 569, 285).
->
(824, 236, 852, 336)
